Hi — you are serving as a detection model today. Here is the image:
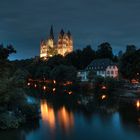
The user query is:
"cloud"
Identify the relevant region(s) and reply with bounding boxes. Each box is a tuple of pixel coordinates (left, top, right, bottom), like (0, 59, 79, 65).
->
(0, 0, 140, 59)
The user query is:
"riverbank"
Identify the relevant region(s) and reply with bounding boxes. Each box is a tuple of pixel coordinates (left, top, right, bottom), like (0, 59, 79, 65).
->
(1, 83, 140, 130)
(0, 96, 40, 130)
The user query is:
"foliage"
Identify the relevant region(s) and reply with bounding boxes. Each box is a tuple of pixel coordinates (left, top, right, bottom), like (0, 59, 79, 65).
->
(34, 65, 51, 79)
(119, 47, 140, 80)
(0, 112, 23, 129)
(0, 44, 16, 60)
(50, 64, 77, 82)
(126, 45, 136, 54)
(96, 42, 113, 60)
(20, 103, 39, 119)
(103, 77, 119, 91)
(47, 55, 66, 69)
(0, 45, 40, 129)
(65, 45, 95, 70)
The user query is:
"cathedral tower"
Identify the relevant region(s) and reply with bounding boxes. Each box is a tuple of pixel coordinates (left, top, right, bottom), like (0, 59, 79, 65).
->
(40, 26, 73, 60)
(57, 29, 73, 56)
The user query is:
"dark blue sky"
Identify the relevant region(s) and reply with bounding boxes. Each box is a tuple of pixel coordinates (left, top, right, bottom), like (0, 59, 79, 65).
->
(0, 0, 140, 60)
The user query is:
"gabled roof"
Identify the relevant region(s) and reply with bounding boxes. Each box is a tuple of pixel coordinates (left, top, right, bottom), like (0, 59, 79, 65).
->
(86, 58, 115, 71)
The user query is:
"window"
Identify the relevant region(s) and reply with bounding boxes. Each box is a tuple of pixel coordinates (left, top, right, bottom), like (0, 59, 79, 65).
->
(111, 71, 114, 74)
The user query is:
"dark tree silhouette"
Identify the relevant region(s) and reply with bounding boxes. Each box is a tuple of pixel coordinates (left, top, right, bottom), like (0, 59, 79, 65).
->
(0, 44, 16, 60)
(119, 46, 140, 81)
(96, 42, 113, 59)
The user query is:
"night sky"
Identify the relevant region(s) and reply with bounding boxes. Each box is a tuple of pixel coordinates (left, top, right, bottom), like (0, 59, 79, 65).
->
(0, 0, 140, 60)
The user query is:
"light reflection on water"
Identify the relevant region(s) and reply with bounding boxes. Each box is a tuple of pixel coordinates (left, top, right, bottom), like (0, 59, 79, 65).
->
(57, 106, 74, 132)
(1, 99, 140, 140)
(40, 100, 74, 133)
(41, 100, 56, 130)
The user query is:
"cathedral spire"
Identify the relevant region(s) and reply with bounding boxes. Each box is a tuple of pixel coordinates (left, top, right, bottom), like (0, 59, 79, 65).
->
(67, 30, 71, 38)
(49, 25, 54, 39)
(60, 29, 65, 36)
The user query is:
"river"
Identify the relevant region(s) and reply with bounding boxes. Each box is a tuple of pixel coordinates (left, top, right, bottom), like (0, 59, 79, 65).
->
(0, 99, 140, 140)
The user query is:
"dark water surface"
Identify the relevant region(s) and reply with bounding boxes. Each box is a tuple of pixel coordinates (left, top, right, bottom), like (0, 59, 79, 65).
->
(1, 99, 140, 140)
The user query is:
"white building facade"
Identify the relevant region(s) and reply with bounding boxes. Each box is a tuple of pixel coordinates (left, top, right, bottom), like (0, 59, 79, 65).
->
(106, 65, 118, 78)
(86, 59, 118, 77)
(77, 71, 88, 82)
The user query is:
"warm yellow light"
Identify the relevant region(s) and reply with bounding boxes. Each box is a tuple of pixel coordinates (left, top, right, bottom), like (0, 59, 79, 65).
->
(68, 91, 72, 95)
(58, 106, 74, 131)
(53, 88, 56, 92)
(101, 86, 107, 90)
(101, 95, 106, 100)
(43, 86, 46, 90)
(53, 80, 56, 84)
(27, 82, 30, 86)
(136, 100, 140, 108)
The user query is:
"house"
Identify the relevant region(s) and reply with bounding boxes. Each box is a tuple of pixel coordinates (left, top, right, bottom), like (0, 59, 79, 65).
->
(77, 70, 88, 82)
(86, 58, 118, 78)
(106, 65, 118, 78)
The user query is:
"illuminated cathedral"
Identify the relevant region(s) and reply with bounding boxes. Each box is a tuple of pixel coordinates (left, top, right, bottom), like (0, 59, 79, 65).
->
(40, 26, 73, 60)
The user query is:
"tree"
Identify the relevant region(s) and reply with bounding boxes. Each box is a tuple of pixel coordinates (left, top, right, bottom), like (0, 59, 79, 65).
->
(50, 64, 77, 82)
(0, 44, 16, 60)
(96, 42, 113, 60)
(119, 48, 140, 81)
(82, 45, 96, 68)
(34, 65, 51, 79)
(65, 46, 96, 70)
(126, 45, 136, 54)
(65, 50, 82, 70)
(118, 50, 123, 59)
(47, 55, 66, 69)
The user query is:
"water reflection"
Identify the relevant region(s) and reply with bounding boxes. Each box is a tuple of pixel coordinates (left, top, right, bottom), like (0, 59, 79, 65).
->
(41, 100, 55, 129)
(2, 99, 140, 140)
(40, 100, 74, 133)
(58, 106, 74, 132)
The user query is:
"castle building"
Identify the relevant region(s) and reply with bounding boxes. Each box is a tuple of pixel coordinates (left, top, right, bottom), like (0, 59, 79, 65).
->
(40, 26, 73, 60)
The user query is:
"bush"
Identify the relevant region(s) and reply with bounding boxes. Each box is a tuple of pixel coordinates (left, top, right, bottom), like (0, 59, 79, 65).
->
(0, 111, 24, 129)
(20, 103, 39, 119)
